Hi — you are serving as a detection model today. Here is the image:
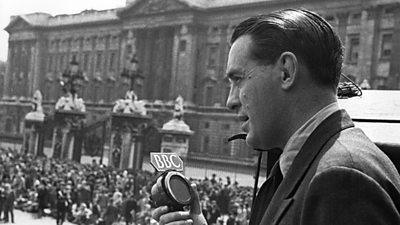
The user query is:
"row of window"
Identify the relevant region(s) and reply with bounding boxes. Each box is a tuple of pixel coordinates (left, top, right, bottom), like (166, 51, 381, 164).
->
(199, 135, 251, 158)
(48, 35, 119, 52)
(41, 81, 129, 103)
(324, 6, 397, 26)
(47, 51, 118, 73)
(347, 33, 393, 64)
(203, 121, 230, 130)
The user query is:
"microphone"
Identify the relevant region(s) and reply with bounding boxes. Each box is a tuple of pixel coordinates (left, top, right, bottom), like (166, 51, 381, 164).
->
(337, 74, 362, 99)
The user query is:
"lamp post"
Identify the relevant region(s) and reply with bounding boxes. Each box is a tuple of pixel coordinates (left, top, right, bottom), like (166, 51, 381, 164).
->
(60, 57, 85, 99)
(121, 54, 144, 92)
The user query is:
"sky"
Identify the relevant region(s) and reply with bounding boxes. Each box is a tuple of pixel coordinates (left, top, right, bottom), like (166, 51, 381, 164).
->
(0, 0, 127, 62)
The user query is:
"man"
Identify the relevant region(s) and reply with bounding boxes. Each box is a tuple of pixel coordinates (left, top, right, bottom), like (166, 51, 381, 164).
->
(3, 183, 15, 223)
(122, 192, 137, 225)
(37, 180, 49, 218)
(56, 185, 71, 225)
(152, 8, 400, 225)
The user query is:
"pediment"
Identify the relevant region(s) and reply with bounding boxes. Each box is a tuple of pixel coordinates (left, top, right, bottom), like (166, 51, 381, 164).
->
(119, 0, 194, 17)
(5, 17, 32, 32)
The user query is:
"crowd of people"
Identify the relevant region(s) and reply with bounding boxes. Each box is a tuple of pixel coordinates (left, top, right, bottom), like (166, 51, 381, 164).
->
(0, 147, 254, 225)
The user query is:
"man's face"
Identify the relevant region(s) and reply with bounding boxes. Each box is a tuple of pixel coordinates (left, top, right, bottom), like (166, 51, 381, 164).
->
(226, 35, 282, 150)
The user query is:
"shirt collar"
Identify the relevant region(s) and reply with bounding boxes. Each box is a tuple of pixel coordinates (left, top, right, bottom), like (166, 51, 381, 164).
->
(279, 102, 340, 177)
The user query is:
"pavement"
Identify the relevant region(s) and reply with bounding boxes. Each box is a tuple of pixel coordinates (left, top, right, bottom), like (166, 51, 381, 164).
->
(1, 210, 74, 225)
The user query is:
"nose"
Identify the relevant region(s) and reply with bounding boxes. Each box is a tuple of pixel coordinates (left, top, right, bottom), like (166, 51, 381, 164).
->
(226, 85, 240, 111)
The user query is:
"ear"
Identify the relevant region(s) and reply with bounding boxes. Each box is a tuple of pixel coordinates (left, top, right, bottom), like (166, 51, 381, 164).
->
(277, 52, 298, 90)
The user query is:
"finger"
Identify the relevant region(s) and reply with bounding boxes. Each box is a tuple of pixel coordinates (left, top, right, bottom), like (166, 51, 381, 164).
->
(159, 211, 191, 225)
(164, 219, 194, 225)
(152, 205, 169, 221)
(189, 183, 202, 214)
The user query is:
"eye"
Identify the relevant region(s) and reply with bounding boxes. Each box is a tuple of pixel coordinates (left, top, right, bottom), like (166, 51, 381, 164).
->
(228, 74, 244, 84)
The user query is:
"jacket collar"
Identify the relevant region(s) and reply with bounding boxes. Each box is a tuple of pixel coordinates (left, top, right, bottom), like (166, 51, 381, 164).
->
(261, 109, 354, 224)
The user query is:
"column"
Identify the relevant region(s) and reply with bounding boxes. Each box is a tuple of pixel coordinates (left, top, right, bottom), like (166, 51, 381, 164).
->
(120, 130, 132, 169)
(336, 12, 349, 44)
(389, 5, 400, 89)
(3, 42, 13, 99)
(359, 8, 376, 82)
(172, 24, 197, 102)
(368, 5, 383, 89)
(60, 127, 70, 159)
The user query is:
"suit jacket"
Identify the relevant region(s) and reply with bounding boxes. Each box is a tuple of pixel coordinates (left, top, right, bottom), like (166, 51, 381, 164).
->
(251, 110, 400, 225)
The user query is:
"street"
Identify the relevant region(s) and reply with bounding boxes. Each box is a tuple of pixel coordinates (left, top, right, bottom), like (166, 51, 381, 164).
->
(2, 210, 74, 225)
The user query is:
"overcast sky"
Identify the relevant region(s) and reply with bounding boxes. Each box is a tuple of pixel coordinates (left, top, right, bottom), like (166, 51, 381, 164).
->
(0, 0, 126, 62)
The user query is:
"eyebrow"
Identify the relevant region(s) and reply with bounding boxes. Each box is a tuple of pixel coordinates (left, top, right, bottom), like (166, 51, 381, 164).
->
(224, 68, 245, 80)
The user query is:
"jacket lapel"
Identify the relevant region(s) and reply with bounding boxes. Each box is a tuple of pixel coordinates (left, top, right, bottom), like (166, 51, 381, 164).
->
(260, 110, 354, 225)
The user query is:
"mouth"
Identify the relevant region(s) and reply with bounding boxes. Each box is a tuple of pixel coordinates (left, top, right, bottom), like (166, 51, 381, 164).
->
(238, 114, 249, 132)
(238, 114, 249, 122)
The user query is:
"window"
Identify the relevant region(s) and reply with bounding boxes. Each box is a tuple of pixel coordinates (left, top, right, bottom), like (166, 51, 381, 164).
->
(222, 124, 230, 130)
(83, 53, 89, 71)
(222, 137, 231, 155)
(204, 122, 210, 129)
(71, 54, 77, 63)
(163, 136, 173, 142)
(384, 7, 395, 15)
(59, 54, 64, 70)
(350, 13, 361, 24)
(5, 118, 13, 132)
(96, 52, 103, 71)
(347, 36, 360, 64)
(163, 148, 172, 153)
(176, 137, 186, 143)
(201, 136, 210, 153)
(207, 44, 219, 69)
(109, 52, 116, 71)
(204, 85, 214, 106)
(325, 15, 335, 21)
(179, 40, 187, 52)
(93, 85, 100, 102)
(106, 82, 115, 103)
(47, 56, 53, 72)
(381, 33, 392, 58)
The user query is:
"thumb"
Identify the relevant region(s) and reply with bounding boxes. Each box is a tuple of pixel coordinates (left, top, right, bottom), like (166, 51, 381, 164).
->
(189, 183, 202, 214)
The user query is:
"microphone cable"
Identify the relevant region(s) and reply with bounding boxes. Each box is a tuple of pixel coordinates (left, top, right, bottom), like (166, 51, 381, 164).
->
(337, 73, 363, 99)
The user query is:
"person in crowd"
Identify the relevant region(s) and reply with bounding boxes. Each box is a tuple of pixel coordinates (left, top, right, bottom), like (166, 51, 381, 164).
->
(0, 147, 256, 225)
(72, 202, 92, 225)
(227, 211, 238, 225)
(37, 180, 49, 218)
(56, 185, 70, 225)
(207, 200, 221, 225)
(122, 192, 137, 225)
(152, 8, 400, 225)
(0, 182, 5, 221)
(102, 198, 120, 225)
(3, 183, 15, 223)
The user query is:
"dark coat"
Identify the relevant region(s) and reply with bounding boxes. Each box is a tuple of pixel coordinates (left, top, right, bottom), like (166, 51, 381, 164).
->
(4, 189, 15, 209)
(37, 186, 49, 209)
(103, 204, 119, 225)
(251, 110, 400, 225)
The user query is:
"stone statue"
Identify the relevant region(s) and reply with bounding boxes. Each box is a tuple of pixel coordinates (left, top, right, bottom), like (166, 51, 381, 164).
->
(32, 90, 43, 113)
(173, 95, 184, 120)
(113, 90, 147, 115)
(55, 92, 86, 112)
(25, 90, 45, 121)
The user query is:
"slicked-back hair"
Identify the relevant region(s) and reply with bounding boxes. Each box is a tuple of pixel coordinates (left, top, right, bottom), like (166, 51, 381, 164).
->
(231, 8, 343, 90)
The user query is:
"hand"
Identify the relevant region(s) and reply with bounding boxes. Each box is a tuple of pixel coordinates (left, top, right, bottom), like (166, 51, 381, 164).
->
(152, 184, 207, 225)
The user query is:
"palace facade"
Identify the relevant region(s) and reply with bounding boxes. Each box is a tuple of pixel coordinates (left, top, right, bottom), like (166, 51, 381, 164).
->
(1, 0, 400, 166)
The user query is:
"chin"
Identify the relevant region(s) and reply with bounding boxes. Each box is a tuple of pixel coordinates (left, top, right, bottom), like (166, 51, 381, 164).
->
(245, 133, 257, 149)
(246, 133, 275, 151)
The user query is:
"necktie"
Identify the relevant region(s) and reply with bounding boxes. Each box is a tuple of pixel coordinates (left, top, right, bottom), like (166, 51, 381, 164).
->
(249, 161, 283, 225)
(270, 162, 283, 195)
